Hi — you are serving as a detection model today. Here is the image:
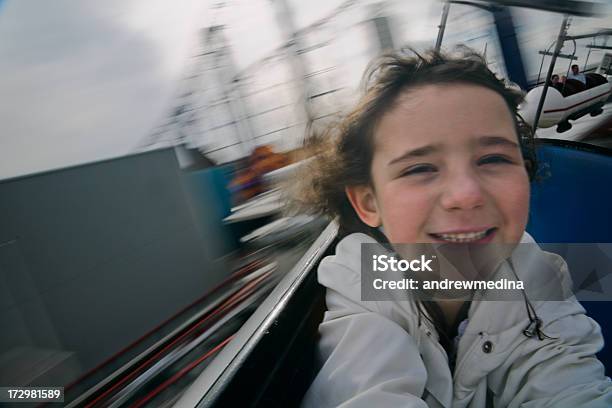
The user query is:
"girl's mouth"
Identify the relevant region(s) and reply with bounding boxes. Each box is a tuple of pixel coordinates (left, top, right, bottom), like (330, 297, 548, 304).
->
(429, 227, 497, 243)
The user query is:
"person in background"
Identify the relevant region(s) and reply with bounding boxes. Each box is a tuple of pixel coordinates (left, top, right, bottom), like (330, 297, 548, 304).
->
(568, 64, 587, 84)
(550, 74, 559, 85)
(550, 74, 564, 92)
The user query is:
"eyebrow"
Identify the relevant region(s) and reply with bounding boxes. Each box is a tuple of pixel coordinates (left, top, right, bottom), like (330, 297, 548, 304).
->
(388, 144, 440, 166)
(387, 136, 519, 166)
(477, 135, 519, 148)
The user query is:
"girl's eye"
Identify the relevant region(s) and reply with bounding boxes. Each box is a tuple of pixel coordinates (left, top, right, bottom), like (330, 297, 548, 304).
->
(478, 155, 513, 165)
(400, 164, 437, 177)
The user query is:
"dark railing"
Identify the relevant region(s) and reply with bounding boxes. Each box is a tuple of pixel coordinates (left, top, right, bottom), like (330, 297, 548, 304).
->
(176, 222, 338, 408)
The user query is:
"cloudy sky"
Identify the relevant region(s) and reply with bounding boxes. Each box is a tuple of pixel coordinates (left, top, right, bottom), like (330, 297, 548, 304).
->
(0, 0, 211, 179)
(0, 0, 610, 180)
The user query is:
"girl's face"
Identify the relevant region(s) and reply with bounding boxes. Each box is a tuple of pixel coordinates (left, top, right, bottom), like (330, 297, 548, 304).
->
(346, 84, 530, 244)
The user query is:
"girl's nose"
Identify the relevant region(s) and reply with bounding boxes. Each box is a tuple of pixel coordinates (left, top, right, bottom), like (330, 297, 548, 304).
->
(440, 171, 485, 211)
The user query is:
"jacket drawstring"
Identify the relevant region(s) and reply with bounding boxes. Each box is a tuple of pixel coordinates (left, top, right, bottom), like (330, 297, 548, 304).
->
(508, 259, 557, 341)
(417, 258, 557, 342)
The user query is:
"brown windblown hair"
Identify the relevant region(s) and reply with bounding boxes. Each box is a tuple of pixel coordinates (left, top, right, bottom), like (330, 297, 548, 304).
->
(293, 48, 537, 240)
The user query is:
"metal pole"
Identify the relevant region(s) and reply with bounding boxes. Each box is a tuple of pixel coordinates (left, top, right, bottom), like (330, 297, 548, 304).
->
(492, 6, 528, 90)
(584, 48, 592, 71)
(211, 27, 254, 156)
(435, 1, 451, 51)
(536, 53, 547, 86)
(563, 39, 577, 84)
(565, 29, 612, 41)
(536, 41, 556, 86)
(532, 15, 570, 131)
(269, 0, 315, 126)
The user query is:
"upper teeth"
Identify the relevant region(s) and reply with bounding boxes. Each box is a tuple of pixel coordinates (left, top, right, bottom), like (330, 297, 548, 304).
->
(436, 230, 489, 242)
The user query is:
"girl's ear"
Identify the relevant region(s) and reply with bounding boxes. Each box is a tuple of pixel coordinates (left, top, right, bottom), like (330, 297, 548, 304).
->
(345, 185, 382, 227)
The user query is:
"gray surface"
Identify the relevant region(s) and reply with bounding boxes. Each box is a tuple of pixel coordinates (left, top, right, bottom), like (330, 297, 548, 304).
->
(0, 148, 231, 386)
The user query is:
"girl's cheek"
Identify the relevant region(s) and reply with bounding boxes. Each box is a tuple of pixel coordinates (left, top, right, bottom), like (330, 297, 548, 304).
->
(385, 185, 433, 212)
(383, 191, 433, 238)
(487, 170, 529, 197)
(509, 174, 530, 205)
(501, 177, 530, 233)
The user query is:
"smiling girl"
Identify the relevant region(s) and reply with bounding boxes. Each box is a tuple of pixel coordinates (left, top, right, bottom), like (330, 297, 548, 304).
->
(299, 49, 611, 407)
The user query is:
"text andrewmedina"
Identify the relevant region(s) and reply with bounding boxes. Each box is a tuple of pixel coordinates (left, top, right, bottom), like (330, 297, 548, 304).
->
(373, 278, 524, 291)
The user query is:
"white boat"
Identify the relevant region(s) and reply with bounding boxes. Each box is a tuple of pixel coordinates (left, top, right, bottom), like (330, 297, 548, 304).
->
(521, 74, 611, 132)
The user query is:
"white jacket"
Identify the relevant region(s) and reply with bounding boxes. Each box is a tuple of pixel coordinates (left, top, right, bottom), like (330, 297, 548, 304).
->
(302, 232, 612, 408)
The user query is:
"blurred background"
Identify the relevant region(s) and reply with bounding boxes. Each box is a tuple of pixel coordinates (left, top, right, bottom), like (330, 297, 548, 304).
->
(1, 1, 611, 406)
(1, 0, 611, 179)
